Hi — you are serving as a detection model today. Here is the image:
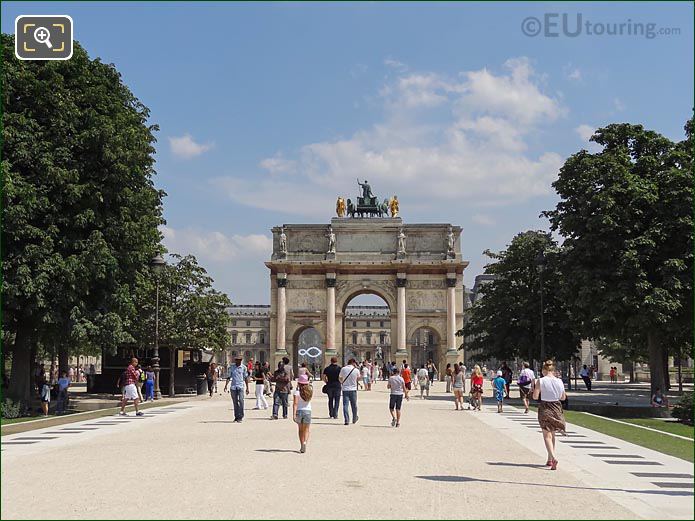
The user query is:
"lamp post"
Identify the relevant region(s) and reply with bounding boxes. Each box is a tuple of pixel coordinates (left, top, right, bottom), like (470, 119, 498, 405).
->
(150, 253, 166, 399)
(534, 251, 547, 367)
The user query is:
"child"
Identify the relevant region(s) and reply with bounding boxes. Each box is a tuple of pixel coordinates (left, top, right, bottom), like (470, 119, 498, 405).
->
(493, 370, 506, 413)
(40, 380, 51, 416)
(387, 367, 409, 427)
(293, 374, 313, 453)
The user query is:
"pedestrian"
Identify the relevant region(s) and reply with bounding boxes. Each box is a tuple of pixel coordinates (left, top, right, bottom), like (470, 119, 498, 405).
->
(253, 361, 269, 410)
(445, 363, 453, 393)
(56, 371, 71, 414)
(263, 362, 272, 396)
(517, 361, 535, 413)
(144, 365, 155, 402)
(298, 362, 313, 380)
(135, 364, 145, 402)
(416, 364, 429, 399)
(361, 362, 371, 391)
(493, 370, 505, 413)
(225, 356, 250, 422)
(382, 362, 388, 381)
(470, 365, 484, 411)
(282, 356, 295, 385)
(270, 361, 290, 419)
(293, 374, 313, 453)
(459, 362, 467, 393)
(206, 363, 217, 398)
(322, 356, 342, 419)
(387, 367, 409, 427)
(452, 363, 465, 410)
(500, 362, 513, 399)
(34, 364, 45, 396)
(532, 360, 567, 470)
(40, 379, 51, 416)
(247, 357, 254, 375)
(119, 358, 143, 416)
(426, 360, 437, 387)
(651, 387, 669, 407)
(68, 366, 75, 383)
(339, 358, 360, 425)
(401, 363, 412, 392)
(579, 364, 592, 391)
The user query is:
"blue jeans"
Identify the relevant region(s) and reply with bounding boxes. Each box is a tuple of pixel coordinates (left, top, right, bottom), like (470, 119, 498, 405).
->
(145, 380, 154, 401)
(342, 390, 358, 423)
(272, 391, 288, 418)
(327, 388, 341, 418)
(230, 389, 244, 420)
(56, 390, 68, 414)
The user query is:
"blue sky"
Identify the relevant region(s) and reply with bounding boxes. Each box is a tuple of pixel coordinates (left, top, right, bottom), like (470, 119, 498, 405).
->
(3, 1, 693, 304)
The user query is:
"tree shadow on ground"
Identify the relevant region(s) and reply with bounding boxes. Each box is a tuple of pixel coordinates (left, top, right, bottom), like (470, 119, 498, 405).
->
(415, 475, 694, 496)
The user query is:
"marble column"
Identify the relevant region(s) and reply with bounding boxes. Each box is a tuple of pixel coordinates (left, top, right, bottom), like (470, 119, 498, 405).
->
(396, 274, 407, 355)
(275, 274, 288, 356)
(325, 274, 336, 356)
(446, 275, 457, 353)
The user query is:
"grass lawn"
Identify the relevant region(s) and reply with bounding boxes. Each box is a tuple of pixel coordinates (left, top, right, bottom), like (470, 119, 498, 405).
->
(562, 410, 694, 462)
(621, 418, 694, 439)
(0, 417, 41, 426)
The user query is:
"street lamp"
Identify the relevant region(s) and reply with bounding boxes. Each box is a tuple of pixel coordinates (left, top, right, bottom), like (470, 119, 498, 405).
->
(150, 253, 166, 399)
(534, 251, 547, 367)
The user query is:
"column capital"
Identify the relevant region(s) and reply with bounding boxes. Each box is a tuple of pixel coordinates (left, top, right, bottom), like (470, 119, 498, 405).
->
(326, 277, 337, 288)
(396, 277, 407, 288)
(446, 277, 457, 288)
(277, 275, 288, 288)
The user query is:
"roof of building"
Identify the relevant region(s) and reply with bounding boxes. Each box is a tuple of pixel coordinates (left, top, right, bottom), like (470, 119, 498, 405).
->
(226, 305, 271, 317)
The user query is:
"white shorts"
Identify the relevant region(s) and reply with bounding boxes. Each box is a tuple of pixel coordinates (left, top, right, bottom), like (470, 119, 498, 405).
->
(123, 383, 139, 400)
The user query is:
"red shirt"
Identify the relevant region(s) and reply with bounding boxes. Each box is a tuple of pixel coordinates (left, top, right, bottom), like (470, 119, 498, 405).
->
(126, 364, 139, 385)
(402, 368, 412, 384)
(471, 375, 483, 386)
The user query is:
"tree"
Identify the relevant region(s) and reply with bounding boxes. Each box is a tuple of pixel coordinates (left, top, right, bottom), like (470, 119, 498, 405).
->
(131, 254, 231, 396)
(595, 337, 647, 383)
(462, 231, 581, 365)
(2, 35, 164, 405)
(543, 120, 693, 394)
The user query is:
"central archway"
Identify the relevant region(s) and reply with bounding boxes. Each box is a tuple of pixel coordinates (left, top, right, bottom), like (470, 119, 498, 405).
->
(341, 292, 392, 370)
(292, 326, 323, 379)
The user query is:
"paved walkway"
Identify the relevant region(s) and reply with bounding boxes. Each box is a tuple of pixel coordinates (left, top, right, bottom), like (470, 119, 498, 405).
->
(1, 382, 692, 519)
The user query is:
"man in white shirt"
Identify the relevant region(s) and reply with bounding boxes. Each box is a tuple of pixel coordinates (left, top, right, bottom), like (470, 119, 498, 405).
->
(339, 358, 360, 425)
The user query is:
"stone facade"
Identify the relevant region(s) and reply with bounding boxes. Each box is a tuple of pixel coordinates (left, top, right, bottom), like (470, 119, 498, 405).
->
(266, 217, 468, 373)
(225, 305, 271, 366)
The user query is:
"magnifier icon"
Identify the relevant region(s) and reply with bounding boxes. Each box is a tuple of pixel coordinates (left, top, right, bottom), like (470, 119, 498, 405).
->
(33, 26, 53, 49)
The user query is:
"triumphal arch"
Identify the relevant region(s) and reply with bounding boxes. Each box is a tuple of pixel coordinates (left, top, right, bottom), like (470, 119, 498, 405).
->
(266, 181, 468, 373)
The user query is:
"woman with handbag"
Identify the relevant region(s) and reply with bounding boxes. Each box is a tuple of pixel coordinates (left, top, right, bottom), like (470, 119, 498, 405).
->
(517, 361, 535, 413)
(532, 360, 567, 470)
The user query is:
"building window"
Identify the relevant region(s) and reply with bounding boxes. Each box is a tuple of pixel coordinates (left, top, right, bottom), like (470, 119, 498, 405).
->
(380, 333, 386, 344)
(352, 321, 357, 327)
(380, 321, 384, 327)
(232, 332, 238, 344)
(366, 321, 370, 327)
(246, 320, 251, 327)
(366, 332, 372, 344)
(428, 333, 434, 345)
(352, 333, 357, 345)
(260, 332, 265, 344)
(245, 333, 252, 344)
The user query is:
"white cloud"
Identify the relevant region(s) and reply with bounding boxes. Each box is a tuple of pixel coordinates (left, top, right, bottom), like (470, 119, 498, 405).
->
(472, 214, 495, 226)
(575, 124, 595, 142)
(568, 68, 581, 80)
(168, 134, 214, 159)
(384, 57, 408, 72)
(212, 57, 566, 217)
(613, 97, 626, 111)
(259, 156, 297, 175)
(161, 225, 271, 263)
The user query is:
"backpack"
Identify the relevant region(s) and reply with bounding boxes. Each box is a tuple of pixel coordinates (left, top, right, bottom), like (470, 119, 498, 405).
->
(139, 370, 146, 383)
(117, 370, 127, 388)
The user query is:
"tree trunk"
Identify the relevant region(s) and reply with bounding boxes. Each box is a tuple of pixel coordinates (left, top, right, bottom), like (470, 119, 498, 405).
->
(629, 362, 635, 383)
(677, 355, 683, 394)
(58, 345, 69, 377)
(7, 321, 33, 407)
(169, 347, 176, 397)
(662, 347, 671, 391)
(647, 331, 666, 395)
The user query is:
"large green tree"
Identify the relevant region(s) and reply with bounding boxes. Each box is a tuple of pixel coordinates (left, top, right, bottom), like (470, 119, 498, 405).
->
(2, 35, 164, 404)
(131, 254, 231, 396)
(463, 231, 581, 365)
(543, 120, 693, 393)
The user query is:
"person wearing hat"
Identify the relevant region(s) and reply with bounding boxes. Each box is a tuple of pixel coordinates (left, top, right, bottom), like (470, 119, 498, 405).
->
(492, 370, 506, 413)
(292, 373, 313, 453)
(225, 355, 250, 422)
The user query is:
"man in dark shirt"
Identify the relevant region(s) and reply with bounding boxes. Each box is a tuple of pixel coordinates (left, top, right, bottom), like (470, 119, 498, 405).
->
(270, 362, 290, 419)
(322, 356, 342, 419)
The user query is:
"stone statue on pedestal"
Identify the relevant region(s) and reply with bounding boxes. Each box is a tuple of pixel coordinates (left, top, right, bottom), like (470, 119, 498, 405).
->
(279, 227, 287, 257)
(327, 225, 336, 254)
(446, 226, 455, 258)
(390, 196, 399, 217)
(397, 227, 406, 257)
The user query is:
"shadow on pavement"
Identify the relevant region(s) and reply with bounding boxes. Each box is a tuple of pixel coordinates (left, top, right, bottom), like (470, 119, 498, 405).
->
(415, 476, 694, 496)
(255, 449, 298, 454)
(487, 462, 547, 469)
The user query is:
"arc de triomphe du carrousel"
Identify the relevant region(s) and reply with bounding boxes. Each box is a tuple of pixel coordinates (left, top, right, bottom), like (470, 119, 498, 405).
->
(265, 180, 468, 372)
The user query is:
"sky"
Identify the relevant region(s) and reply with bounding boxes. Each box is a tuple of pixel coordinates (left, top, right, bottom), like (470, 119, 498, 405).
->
(3, 1, 693, 305)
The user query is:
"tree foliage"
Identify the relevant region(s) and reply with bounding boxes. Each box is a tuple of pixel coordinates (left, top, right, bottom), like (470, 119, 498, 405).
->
(543, 120, 693, 392)
(463, 231, 581, 364)
(2, 34, 164, 402)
